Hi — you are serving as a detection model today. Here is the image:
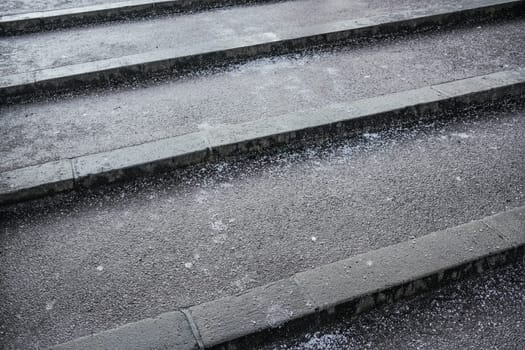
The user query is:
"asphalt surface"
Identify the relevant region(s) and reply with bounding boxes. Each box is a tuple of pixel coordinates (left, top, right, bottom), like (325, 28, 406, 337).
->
(2, 18, 524, 173)
(258, 261, 525, 350)
(0, 0, 466, 76)
(1, 102, 524, 349)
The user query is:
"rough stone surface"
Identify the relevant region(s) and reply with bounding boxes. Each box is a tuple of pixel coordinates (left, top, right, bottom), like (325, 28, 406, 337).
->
(0, 160, 73, 204)
(346, 86, 446, 119)
(293, 221, 509, 311)
(432, 69, 525, 104)
(50, 311, 198, 350)
(258, 262, 525, 350)
(72, 132, 209, 185)
(483, 206, 525, 244)
(190, 279, 314, 347)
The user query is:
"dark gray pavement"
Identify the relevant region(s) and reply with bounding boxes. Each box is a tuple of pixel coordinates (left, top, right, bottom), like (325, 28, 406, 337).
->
(258, 261, 525, 350)
(1, 102, 524, 349)
(0, 0, 475, 76)
(1, 18, 524, 173)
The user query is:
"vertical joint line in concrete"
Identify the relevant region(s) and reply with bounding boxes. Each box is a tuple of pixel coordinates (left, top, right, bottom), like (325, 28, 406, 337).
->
(67, 158, 77, 186)
(181, 308, 205, 349)
(481, 221, 509, 241)
(200, 130, 213, 153)
(429, 86, 453, 98)
(291, 275, 319, 312)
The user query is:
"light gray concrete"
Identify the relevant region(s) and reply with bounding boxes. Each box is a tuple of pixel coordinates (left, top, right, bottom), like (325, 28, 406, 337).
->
(259, 261, 525, 350)
(293, 219, 517, 311)
(0, 159, 73, 204)
(1, 103, 525, 349)
(72, 131, 209, 186)
(50, 311, 198, 350)
(2, 19, 524, 173)
(0, 0, 514, 77)
(484, 207, 525, 244)
(433, 67, 525, 100)
(190, 279, 314, 347)
(1, 69, 523, 205)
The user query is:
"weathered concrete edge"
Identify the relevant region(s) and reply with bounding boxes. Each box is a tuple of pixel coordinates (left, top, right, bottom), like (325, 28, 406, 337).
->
(48, 207, 525, 349)
(0, 159, 75, 205)
(0, 69, 523, 206)
(0, 0, 278, 35)
(1, 0, 523, 102)
(50, 310, 200, 350)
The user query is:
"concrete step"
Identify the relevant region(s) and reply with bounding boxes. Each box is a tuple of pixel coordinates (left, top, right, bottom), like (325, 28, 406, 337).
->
(2, 1, 524, 348)
(1, 101, 524, 348)
(1, 69, 525, 205)
(1, 0, 522, 102)
(257, 261, 525, 350)
(50, 226, 523, 349)
(1, 16, 524, 204)
(2, 17, 524, 165)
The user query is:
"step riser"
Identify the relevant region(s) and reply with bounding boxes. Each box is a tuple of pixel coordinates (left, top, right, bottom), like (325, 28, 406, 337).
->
(1, 0, 523, 104)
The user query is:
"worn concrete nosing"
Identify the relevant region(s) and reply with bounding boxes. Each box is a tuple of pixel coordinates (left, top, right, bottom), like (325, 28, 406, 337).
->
(0, 0, 278, 35)
(49, 310, 201, 350)
(1, 0, 523, 102)
(0, 69, 524, 207)
(48, 207, 525, 350)
(0, 159, 75, 205)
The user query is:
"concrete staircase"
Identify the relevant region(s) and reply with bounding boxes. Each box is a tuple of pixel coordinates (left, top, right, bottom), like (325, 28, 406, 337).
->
(0, 0, 524, 348)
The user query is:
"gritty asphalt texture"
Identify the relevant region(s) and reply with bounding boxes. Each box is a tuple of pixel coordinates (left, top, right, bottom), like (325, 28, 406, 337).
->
(0, 0, 462, 75)
(1, 102, 524, 349)
(1, 18, 524, 172)
(258, 261, 525, 350)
